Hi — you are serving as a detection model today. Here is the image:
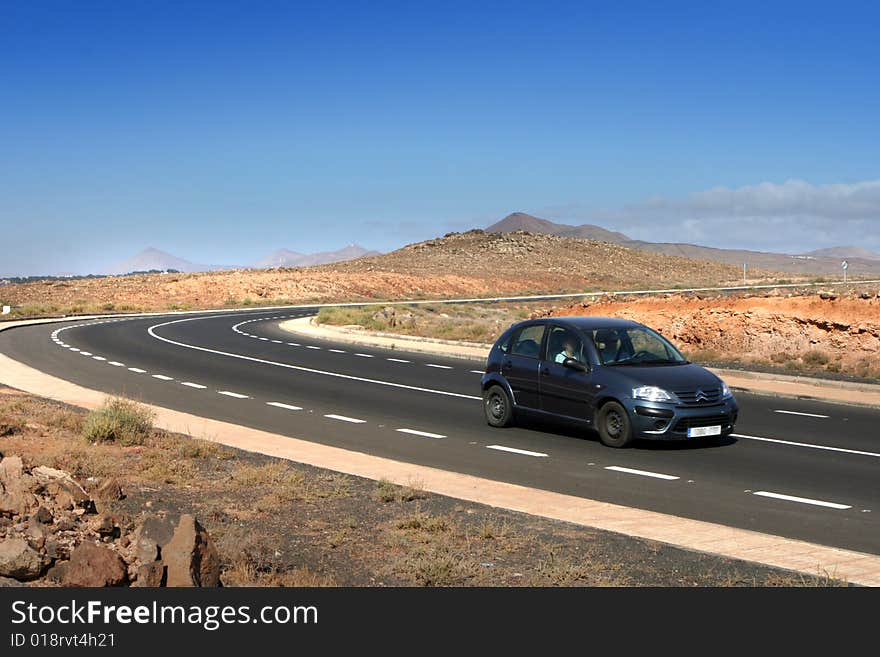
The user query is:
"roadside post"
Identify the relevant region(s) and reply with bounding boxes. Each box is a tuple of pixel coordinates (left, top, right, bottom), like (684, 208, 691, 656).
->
(842, 260, 848, 283)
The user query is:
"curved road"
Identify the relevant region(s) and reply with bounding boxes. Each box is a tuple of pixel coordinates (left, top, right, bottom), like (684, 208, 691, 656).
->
(2, 309, 879, 554)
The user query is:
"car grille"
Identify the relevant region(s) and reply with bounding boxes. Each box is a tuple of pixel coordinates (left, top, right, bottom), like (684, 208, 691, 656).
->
(673, 387, 722, 406)
(672, 414, 733, 433)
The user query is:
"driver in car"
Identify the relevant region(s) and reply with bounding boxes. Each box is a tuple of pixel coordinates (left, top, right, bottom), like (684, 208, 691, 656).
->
(555, 337, 578, 363)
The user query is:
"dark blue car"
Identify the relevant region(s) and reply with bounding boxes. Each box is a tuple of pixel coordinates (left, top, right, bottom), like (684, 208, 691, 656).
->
(481, 316, 738, 447)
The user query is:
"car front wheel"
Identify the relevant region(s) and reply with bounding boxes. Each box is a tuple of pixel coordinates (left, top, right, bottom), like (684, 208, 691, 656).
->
(597, 401, 634, 448)
(484, 385, 514, 427)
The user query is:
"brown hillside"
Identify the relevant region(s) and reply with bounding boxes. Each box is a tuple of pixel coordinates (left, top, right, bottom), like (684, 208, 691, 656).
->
(2, 230, 785, 314)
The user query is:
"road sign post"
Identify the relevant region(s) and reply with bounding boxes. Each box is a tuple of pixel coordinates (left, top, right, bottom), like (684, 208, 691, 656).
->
(842, 260, 848, 283)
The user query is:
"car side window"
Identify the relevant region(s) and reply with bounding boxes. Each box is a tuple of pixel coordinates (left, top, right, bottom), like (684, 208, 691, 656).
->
(546, 326, 583, 364)
(509, 324, 546, 359)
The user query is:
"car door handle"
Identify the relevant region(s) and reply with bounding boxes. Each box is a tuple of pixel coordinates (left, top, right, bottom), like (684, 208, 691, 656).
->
(541, 368, 550, 376)
(503, 360, 513, 370)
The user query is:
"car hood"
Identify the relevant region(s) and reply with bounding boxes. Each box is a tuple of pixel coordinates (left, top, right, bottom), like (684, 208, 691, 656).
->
(600, 362, 721, 390)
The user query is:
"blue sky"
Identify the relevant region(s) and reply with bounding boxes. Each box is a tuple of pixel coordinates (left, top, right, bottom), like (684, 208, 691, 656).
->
(2, 1, 879, 275)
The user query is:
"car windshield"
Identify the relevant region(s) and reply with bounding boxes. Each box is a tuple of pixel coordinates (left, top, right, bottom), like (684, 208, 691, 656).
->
(589, 326, 687, 366)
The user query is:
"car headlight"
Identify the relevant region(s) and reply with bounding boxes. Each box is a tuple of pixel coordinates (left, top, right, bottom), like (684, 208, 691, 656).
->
(632, 386, 675, 402)
(721, 382, 733, 398)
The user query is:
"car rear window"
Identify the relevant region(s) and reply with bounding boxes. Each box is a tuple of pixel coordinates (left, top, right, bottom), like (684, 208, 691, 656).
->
(510, 324, 545, 358)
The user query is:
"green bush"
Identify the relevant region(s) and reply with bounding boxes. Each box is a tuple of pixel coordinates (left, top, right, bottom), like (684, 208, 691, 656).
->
(83, 398, 154, 446)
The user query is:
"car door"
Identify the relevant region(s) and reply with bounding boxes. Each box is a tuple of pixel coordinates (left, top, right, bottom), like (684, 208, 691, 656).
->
(502, 323, 546, 409)
(539, 325, 595, 421)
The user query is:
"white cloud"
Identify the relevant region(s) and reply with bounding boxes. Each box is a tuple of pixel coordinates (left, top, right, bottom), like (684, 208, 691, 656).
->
(554, 179, 880, 253)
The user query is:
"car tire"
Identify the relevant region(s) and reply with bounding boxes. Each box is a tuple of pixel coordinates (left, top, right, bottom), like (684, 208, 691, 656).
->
(484, 385, 514, 428)
(597, 401, 634, 448)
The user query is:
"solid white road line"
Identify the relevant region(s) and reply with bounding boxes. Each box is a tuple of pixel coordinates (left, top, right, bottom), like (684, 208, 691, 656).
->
(605, 466, 680, 481)
(733, 433, 880, 459)
(128, 368, 147, 373)
(425, 363, 452, 369)
(324, 414, 366, 424)
(267, 402, 303, 411)
(181, 382, 207, 389)
(387, 358, 411, 363)
(486, 445, 548, 457)
(773, 409, 830, 419)
(396, 428, 446, 439)
(152, 374, 174, 381)
(147, 317, 482, 401)
(218, 391, 249, 399)
(752, 491, 851, 510)
(108, 361, 125, 367)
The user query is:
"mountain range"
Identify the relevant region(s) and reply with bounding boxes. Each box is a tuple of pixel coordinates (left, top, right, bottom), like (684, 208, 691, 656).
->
(486, 213, 880, 276)
(104, 244, 379, 275)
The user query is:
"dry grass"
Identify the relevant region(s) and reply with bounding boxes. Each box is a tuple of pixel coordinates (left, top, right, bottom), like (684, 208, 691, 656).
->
(316, 303, 534, 344)
(82, 398, 154, 446)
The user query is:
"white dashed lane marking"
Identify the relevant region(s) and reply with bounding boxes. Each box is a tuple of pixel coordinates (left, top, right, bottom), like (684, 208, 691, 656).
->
(328, 349, 345, 353)
(324, 414, 366, 424)
(80, 352, 92, 356)
(605, 466, 680, 481)
(92, 356, 106, 361)
(752, 491, 851, 510)
(267, 402, 303, 411)
(733, 433, 880, 459)
(354, 353, 374, 358)
(387, 358, 411, 363)
(306, 346, 322, 350)
(396, 428, 446, 439)
(108, 361, 125, 367)
(470, 370, 484, 374)
(773, 409, 830, 419)
(128, 368, 147, 374)
(425, 363, 452, 369)
(152, 374, 174, 381)
(218, 391, 249, 399)
(181, 382, 207, 389)
(486, 445, 548, 458)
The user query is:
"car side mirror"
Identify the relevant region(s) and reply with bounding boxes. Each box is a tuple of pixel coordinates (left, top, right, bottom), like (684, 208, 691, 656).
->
(563, 357, 588, 373)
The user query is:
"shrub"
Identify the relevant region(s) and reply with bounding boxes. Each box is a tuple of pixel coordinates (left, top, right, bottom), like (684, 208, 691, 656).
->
(802, 350, 830, 366)
(83, 398, 154, 445)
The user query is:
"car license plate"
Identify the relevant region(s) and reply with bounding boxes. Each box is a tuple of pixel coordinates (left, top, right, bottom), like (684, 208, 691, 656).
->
(688, 425, 721, 438)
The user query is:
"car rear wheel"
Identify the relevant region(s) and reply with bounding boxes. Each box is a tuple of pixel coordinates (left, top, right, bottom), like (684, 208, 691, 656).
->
(484, 385, 514, 427)
(597, 401, 634, 448)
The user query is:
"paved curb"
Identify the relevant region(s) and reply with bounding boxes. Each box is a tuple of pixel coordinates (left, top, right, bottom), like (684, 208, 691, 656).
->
(2, 317, 879, 584)
(280, 316, 490, 361)
(281, 317, 880, 409)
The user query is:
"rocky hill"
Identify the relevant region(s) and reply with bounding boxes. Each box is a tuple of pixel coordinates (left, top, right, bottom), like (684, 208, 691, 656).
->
(2, 229, 784, 314)
(316, 229, 778, 290)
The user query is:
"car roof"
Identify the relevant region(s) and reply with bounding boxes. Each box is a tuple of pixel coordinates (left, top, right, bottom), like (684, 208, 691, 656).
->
(518, 316, 644, 331)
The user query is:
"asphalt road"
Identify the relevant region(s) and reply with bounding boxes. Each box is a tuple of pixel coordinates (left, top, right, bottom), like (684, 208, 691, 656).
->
(2, 308, 879, 554)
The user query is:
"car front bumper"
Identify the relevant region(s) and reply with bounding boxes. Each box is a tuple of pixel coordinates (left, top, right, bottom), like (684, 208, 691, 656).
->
(627, 397, 739, 440)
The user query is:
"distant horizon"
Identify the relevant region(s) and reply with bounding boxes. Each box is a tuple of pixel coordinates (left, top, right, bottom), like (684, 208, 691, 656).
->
(4, 210, 880, 279)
